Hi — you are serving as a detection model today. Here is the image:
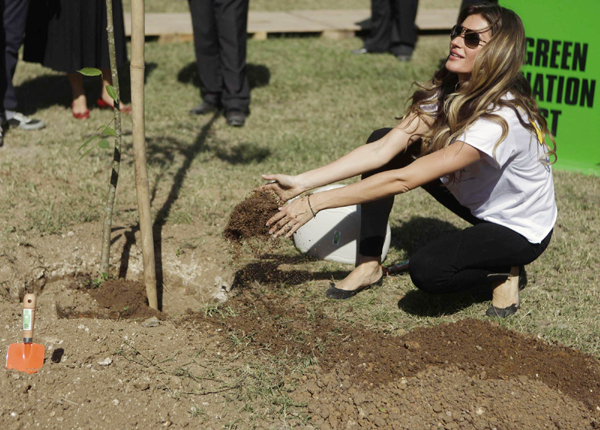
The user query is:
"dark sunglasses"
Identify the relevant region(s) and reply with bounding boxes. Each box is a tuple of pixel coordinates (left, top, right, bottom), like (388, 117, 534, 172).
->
(450, 25, 488, 49)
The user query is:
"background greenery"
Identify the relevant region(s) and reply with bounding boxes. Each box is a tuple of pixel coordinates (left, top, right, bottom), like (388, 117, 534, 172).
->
(2, 0, 598, 363)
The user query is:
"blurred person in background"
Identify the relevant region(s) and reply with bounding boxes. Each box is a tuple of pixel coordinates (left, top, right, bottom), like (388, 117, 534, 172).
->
(23, 0, 129, 119)
(188, 0, 250, 127)
(352, 0, 419, 61)
(3, 0, 44, 130)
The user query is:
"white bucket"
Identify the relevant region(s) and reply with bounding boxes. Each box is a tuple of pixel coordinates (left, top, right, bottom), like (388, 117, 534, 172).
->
(293, 184, 391, 265)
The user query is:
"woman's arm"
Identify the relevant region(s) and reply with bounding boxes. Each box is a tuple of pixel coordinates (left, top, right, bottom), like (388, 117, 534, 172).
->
(261, 114, 430, 202)
(268, 141, 483, 238)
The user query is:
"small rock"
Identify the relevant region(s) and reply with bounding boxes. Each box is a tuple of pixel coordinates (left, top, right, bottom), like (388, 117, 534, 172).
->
(133, 381, 150, 391)
(142, 317, 160, 328)
(112, 399, 119, 406)
(404, 341, 421, 350)
(97, 357, 113, 366)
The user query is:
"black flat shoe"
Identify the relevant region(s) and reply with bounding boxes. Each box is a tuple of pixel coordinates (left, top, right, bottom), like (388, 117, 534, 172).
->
(325, 275, 384, 300)
(486, 266, 526, 318)
(486, 303, 519, 318)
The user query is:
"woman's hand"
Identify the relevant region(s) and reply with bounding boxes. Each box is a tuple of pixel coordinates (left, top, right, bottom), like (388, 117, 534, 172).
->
(266, 195, 315, 238)
(260, 174, 306, 203)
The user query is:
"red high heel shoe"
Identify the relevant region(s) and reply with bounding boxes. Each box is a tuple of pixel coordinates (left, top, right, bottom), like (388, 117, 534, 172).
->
(97, 98, 132, 113)
(72, 102, 90, 120)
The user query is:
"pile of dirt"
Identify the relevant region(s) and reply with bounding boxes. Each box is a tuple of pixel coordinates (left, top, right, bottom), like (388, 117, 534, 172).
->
(223, 190, 280, 242)
(56, 279, 164, 320)
(189, 286, 600, 413)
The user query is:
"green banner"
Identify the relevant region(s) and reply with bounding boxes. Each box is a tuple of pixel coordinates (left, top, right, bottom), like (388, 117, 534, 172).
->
(499, 0, 599, 175)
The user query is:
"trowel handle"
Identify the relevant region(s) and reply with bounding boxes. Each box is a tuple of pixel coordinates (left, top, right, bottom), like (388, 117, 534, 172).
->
(22, 293, 37, 344)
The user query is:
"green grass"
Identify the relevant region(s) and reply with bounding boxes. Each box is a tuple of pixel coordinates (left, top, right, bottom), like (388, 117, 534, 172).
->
(3, 25, 599, 365)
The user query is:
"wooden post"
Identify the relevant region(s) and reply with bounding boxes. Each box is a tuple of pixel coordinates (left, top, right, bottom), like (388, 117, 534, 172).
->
(130, 0, 158, 310)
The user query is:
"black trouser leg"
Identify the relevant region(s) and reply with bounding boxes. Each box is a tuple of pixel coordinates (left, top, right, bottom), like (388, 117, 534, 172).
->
(389, 0, 418, 55)
(3, 0, 28, 111)
(189, 0, 222, 107)
(0, 0, 7, 122)
(189, 0, 250, 112)
(365, 0, 393, 53)
(215, 0, 250, 113)
(409, 224, 552, 294)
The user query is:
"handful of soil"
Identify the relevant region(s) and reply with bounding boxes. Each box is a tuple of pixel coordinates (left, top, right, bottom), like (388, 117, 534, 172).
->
(224, 190, 280, 242)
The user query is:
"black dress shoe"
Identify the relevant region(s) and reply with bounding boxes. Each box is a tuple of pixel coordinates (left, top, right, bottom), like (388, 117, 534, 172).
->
(226, 110, 246, 127)
(190, 101, 220, 115)
(325, 274, 384, 300)
(393, 45, 414, 62)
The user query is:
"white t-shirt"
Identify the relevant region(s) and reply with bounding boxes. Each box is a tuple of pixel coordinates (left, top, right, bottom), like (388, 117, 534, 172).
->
(440, 101, 557, 244)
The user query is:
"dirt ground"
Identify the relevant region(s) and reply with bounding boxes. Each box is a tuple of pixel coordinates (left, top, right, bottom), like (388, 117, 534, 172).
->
(1, 194, 600, 429)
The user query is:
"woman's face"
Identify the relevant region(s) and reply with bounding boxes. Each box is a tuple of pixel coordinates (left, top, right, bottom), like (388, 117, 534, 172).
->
(445, 14, 492, 83)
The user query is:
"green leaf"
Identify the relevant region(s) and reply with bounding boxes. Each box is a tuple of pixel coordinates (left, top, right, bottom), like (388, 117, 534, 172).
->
(102, 126, 116, 136)
(78, 67, 102, 77)
(97, 139, 110, 149)
(106, 85, 118, 102)
(79, 135, 101, 151)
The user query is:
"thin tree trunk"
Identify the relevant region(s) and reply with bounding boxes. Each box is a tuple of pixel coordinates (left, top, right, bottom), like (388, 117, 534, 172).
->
(130, 0, 158, 309)
(100, 0, 123, 275)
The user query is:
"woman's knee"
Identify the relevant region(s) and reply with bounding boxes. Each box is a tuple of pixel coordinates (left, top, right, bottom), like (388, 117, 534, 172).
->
(408, 252, 447, 294)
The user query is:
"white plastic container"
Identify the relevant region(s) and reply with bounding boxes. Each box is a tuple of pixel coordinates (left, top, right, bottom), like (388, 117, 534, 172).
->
(293, 184, 391, 265)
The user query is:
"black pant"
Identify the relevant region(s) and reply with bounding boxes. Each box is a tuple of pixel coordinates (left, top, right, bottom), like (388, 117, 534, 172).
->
(359, 128, 552, 294)
(0, 0, 7, 120)
(365, 0, 418, 55)
(460, 0, 498, 13)
(3, 0, 27, 111)
(188, 0, 250, 113)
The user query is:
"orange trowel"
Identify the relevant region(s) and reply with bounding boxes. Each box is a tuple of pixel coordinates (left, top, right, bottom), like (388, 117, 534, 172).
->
(6, 294, 45, 374)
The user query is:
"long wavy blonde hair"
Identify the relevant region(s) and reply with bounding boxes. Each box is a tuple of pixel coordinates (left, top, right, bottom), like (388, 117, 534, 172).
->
(405, 4, 556, 163)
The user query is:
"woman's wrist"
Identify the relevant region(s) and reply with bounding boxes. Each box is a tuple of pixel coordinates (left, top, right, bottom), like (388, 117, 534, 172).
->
(294, 174, 312, 194)
(306, 194, 317, 218)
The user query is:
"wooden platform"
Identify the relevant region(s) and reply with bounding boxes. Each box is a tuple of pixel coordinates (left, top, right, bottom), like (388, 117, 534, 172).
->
(124, 9, 458, 42)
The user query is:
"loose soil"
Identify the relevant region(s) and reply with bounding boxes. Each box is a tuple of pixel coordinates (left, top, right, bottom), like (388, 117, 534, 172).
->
(223, 189, 280, 243)
(1, 192, 599, 428)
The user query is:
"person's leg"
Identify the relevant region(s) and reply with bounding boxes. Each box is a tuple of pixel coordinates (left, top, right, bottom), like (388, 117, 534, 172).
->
(0, 0, 6, 145)
(364, 0, 393, 53)
(98, 68, 131, 112)
(460, 0, 497, 13)
(333, 128, 421, 292)
(3, 0, 27, 113)
(408, 222, 552, 294)
(389, 0, 418, 60)
(189, 0, 222, 108)
(68, 72, 88, 118)
(215, 0, 250, 115)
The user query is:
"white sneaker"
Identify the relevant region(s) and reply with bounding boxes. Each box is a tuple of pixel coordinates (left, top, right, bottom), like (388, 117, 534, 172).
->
(7, 112, 46, 131)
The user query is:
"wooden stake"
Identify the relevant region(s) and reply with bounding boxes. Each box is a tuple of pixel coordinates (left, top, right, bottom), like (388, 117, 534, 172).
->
(130, 0, 158, 310)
